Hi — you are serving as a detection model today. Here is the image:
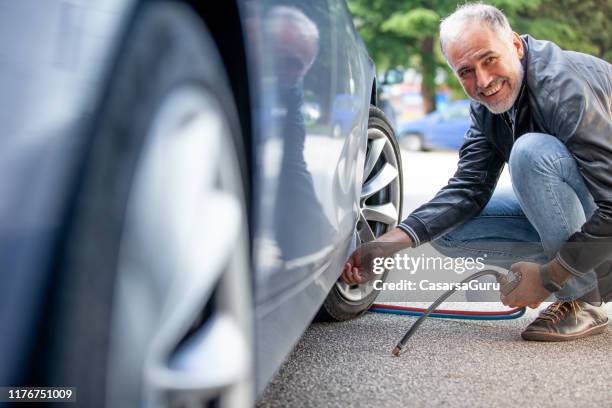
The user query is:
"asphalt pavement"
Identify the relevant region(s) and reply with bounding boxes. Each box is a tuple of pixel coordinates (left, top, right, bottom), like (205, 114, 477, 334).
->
(257, 150, 612, 408)
(257, 304, 612, 407)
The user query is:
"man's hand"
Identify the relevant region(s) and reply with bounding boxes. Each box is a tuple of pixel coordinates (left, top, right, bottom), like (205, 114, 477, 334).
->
(501, 261, 551, 308)
(341, 244, 384, 285)
(341, 228, 412, 285)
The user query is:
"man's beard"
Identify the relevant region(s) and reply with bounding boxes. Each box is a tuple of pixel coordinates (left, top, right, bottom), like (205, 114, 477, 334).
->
(471, 61, 524, 114)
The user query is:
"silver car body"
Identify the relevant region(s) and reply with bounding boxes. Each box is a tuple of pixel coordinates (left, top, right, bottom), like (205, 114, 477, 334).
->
(0, 0, 378, 396)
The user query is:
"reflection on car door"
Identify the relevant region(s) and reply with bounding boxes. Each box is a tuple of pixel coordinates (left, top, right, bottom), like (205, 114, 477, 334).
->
(246, 0, 347, 392)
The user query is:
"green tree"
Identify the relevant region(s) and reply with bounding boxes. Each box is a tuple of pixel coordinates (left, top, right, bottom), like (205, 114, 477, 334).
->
(349, 0, 458, 113)
(514, 0, 611, 62)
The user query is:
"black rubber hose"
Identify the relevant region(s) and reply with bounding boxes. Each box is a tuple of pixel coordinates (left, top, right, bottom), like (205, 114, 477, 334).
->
(392, 269, 511, 356)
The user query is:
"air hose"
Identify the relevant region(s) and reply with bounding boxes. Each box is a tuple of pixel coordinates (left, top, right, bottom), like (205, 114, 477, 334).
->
(366, 269, 526, 356)
(370, 304, 525, 320)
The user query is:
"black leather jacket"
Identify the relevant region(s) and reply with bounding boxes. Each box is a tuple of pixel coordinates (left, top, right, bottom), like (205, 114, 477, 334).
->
(399, 35, 612, 283)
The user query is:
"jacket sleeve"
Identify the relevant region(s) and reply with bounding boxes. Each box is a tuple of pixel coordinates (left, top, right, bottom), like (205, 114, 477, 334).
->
(551, 71, 612, 276)
(398, 105, 505, 246)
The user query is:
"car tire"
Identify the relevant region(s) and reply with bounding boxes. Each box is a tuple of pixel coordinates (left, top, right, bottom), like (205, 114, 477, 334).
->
(316, 106, 403, 321)
(32, 2, 253, 406)
(400, 132, 424, 151)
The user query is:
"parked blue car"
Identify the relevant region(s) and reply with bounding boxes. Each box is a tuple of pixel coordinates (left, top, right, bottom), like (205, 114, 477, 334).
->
(397, 99, 471, 151)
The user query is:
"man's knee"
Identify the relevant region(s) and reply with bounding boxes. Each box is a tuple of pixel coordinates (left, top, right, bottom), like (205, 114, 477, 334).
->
(509, 133, 559, 169)
(431, 232, 464, 258)
(508, 132, 567, 181)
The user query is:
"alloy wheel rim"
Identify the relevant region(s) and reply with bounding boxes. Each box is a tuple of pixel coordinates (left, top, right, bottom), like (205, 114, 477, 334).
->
(335, 126, 401, 302)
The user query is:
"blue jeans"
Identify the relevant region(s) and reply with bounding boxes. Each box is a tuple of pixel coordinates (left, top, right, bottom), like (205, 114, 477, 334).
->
(432, 133, 598, 301)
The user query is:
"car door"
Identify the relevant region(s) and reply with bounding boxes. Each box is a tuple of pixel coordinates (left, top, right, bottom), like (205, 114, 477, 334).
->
(244, 0, 348, 392)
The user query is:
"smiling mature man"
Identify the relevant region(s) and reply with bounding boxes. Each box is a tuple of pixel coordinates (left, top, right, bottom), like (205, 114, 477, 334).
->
(342, 3, 612, 341)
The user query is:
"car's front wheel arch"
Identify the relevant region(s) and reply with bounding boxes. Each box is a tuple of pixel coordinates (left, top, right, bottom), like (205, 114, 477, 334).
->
(316, 106, 403, 321)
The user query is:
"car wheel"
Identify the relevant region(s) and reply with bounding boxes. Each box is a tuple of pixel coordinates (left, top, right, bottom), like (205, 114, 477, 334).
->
(400, 132, 424, 151)
(317, 106, 403, 321)
(35, 3, 253, 406)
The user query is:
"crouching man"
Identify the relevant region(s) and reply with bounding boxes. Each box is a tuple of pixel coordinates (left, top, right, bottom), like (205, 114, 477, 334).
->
(343, 3, 611, 341)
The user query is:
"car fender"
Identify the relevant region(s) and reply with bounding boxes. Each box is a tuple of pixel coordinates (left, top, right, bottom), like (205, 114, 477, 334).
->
(0, 0, 138, 385)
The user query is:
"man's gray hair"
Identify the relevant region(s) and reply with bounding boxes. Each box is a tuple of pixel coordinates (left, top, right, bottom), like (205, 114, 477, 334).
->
(439, 3, 513, 58)
(267, 6, 320, 51)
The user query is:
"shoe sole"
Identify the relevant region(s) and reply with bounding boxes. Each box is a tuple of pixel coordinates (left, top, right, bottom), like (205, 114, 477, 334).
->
(521, 321, 609, 342)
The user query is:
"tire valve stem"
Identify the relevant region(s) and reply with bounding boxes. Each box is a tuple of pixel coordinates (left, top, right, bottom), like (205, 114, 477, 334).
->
(391, 269, 523, 357)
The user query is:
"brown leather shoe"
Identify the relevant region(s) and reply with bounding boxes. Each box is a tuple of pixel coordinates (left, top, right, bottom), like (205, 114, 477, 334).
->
(521, 300, 609, 341)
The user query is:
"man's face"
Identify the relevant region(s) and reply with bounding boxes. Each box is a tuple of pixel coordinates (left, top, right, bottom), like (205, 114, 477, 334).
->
(271, 23, 317, 87)
(446, 25, 524, 114)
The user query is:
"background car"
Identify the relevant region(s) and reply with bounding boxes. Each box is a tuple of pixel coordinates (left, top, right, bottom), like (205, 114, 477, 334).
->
(0, 0, 402, 406)
(397, 99, 471, 151)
